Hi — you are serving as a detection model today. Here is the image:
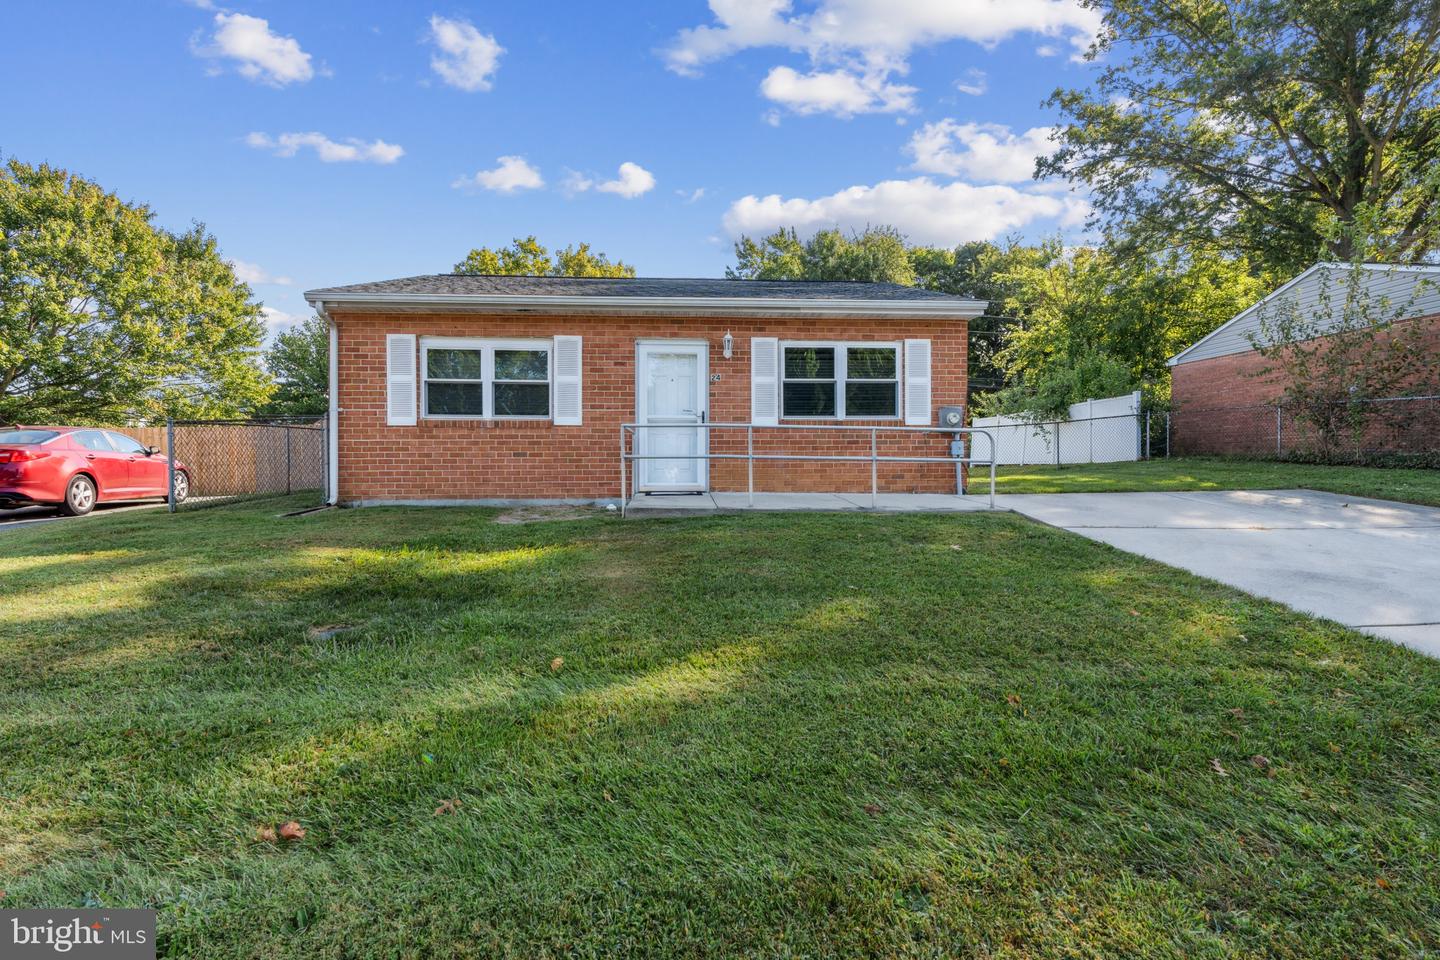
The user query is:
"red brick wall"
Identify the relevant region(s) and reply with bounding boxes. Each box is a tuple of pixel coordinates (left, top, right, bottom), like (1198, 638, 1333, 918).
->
(1171, 313, 1440, 455)
(333, 311, 968, 502)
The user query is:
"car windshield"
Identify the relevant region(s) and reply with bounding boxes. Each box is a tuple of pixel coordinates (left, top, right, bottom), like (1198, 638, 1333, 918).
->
(0, 430, 58, 445)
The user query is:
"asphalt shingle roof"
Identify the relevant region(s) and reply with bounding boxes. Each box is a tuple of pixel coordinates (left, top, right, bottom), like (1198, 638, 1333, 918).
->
(305, 274, 971, 302)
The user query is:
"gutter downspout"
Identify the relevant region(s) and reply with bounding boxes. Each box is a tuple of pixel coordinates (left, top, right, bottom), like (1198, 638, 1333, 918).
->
(322, 304, 340, 505)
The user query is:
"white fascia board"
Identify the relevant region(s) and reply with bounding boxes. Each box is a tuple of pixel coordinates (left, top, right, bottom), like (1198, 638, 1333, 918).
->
(304, 291, 988, 320)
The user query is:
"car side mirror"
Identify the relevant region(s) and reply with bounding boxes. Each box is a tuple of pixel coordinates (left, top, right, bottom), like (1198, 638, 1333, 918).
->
(146, 446, 162, 456)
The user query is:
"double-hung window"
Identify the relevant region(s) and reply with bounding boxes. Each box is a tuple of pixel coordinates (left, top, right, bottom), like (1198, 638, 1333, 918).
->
(422, 338, 551, 419)
(781, 342, 900, 419)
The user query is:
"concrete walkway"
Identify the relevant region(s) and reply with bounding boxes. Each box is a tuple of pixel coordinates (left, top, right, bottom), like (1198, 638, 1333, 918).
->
(1005, 489, 1440, 657)
(624, 491, 996, 514)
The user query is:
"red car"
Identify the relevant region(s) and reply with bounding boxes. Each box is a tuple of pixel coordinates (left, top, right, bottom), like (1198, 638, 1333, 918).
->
(0, 427, 190, 516)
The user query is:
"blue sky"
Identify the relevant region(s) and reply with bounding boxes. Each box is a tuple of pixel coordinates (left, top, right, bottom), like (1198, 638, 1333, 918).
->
(4, 1, 1101, 332)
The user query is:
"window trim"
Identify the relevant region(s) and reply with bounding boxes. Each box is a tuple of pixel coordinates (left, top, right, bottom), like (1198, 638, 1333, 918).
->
(420, 337, 553, 421)
(780, 340, 902, 421)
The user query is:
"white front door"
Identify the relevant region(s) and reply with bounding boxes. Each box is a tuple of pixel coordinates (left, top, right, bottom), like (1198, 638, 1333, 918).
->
(636, 342, 708, 491)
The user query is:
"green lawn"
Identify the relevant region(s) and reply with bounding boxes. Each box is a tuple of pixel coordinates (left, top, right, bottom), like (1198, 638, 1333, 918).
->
(992, 457, 1440, 506)
(2, 499, 1439, 958)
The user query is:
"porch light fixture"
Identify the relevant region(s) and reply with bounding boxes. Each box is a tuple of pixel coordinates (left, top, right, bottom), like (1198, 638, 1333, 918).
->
(722, 331, 733, 359)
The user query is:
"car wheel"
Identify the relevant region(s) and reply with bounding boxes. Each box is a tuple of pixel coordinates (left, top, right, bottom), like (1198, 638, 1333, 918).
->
(61, 475, 97, 517)
(173, 470, 191, 504)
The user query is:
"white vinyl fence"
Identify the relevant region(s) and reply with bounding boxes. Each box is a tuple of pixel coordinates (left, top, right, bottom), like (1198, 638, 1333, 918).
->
(972, 391, 1143, 466)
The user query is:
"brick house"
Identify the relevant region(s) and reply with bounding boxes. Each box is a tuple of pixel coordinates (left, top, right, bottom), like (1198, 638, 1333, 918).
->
(304, 276, 985, 505)
(1167, 263, 1440, 456)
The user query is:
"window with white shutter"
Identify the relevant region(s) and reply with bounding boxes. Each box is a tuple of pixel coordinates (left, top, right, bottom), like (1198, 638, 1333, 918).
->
(552, 335, 583, 425)
(903, 338, 932, 426)
(750, 337, 779, 426)
(386, 334, 417, 426)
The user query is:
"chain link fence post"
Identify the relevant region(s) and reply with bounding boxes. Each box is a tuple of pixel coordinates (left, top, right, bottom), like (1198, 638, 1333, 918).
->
(166, 417, 176, 513)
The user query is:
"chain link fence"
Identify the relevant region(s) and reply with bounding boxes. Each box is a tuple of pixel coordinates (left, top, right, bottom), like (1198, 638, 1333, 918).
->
(166, 418, 327, 511)
(1162, 394, 1440, 465)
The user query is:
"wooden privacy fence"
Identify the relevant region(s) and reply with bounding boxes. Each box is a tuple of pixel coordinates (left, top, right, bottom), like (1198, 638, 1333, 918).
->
(88, 424, 170, 454)
(165, 418, 327, 506)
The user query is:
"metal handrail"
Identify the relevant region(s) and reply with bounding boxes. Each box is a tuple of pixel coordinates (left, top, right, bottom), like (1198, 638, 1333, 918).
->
(619, 422, 997, 517)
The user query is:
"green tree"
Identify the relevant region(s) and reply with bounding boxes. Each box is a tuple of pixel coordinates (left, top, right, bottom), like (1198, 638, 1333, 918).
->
(257, 313, 328, 418)
(980, 242, 1269, 415)
(453, 236, 635, 277)
(909, 239, 1057, 396)
(727, 226, 915, 284)
(0, 158, 271, 424)
(1042, 0, 1440, 274)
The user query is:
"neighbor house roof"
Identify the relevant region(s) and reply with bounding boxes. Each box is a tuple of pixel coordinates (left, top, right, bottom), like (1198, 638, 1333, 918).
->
(1168, 262, 1440, 366)
(305, 275, 987, 319)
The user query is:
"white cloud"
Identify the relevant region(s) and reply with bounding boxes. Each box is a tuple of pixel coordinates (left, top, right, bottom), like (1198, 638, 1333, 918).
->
(599, 162, 656, 197)
(567, 162, 655, 199)
(723, 176, 1089, 246)
(955, 68, 987, 96)
(760, 65, 915, 116)
(664, 0, 1101, 107)
(232, 259, 294, 286)
(245, 132, 405, 164)
(427, 14, 503, 92)
(677, 187, 707, 203)
(1035, 43, 1059, 57)
(906, 120, 1054, 183)
(453, 155, 544, 193)
(261, 306, 304, 328)
(194, 12, 315, 86)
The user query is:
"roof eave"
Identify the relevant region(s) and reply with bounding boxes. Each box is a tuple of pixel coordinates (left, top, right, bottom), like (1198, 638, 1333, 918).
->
(1167, 261, 1440, 366)
(304, 291, 987, 319)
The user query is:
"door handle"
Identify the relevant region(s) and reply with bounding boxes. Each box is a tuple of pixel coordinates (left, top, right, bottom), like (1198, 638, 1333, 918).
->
(85, 454, 96, 460)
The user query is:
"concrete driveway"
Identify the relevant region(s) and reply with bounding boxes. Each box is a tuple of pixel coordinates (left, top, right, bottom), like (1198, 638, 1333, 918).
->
(1005, 489, 1440, 657)
(0, 502, 163, 532)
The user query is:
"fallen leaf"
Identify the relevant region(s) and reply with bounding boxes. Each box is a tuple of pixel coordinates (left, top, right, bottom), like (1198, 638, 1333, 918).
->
(1210, 758, 1228, 777)
(603, 790, 614, 803)
(434, 798, 461, 816)
(863, 803, 883, 817)
(1249, 755, 1274, 776)
(550, 656, 564, 673)
(1227, 707, 1245, 719)
(1128, 609, 1140, 617)
(1329, 742, 1342, 754)
(255, 826, 277, 843)
(1376, 876, 1391, 890)
(1005, 694, 1022, 707)
(278, 821, 306, 842)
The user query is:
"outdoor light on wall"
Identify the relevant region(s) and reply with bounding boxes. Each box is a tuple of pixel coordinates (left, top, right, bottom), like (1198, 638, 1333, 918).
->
(722, 331, 733, 359)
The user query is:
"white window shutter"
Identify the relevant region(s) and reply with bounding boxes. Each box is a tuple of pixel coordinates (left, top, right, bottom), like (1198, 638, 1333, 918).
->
(903, 339, 932, 426)
(750, 337, 779, 426)
(553, 335, 583, 425)
(386, 334, 417, 426)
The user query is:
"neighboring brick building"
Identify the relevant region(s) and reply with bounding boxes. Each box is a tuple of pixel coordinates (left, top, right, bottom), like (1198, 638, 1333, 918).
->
(1168, 263, 1440, 456)
(304, 276, 983, 505)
